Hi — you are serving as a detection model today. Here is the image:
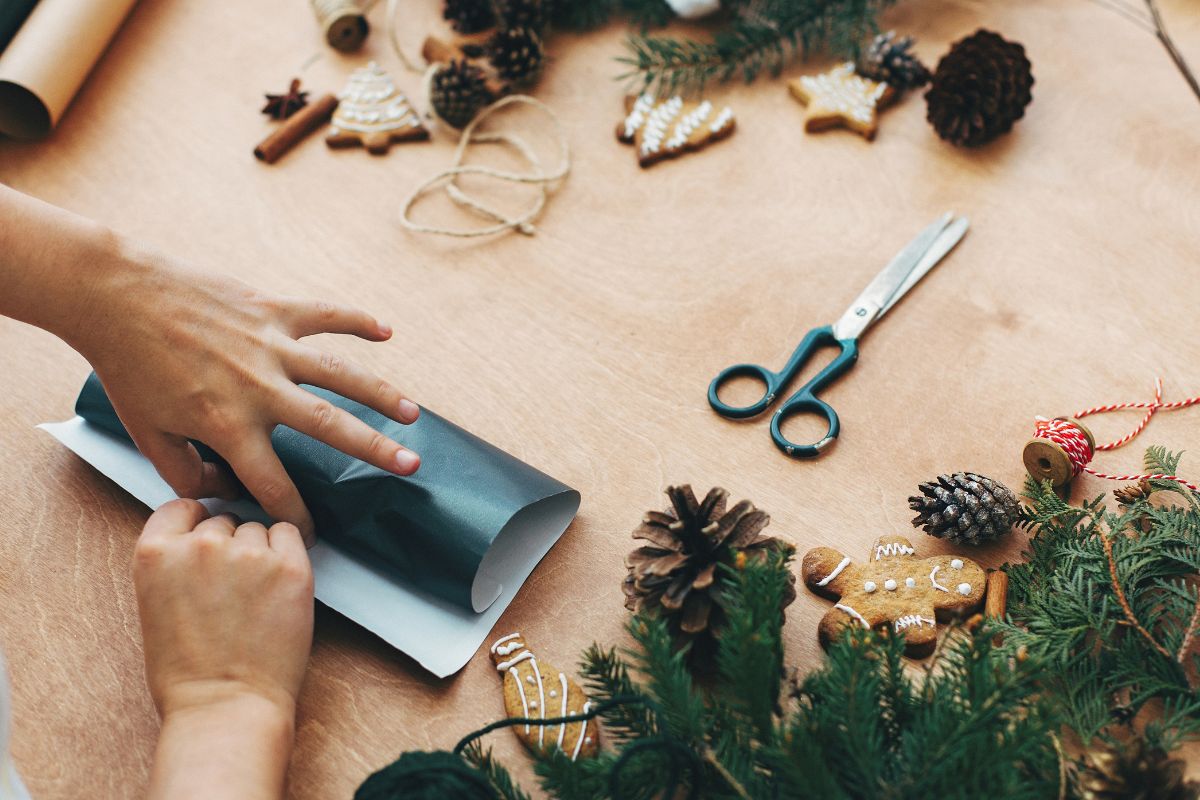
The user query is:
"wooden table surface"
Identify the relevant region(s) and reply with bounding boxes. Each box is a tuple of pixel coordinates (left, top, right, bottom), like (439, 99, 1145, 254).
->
(2, 0, 1199, 796)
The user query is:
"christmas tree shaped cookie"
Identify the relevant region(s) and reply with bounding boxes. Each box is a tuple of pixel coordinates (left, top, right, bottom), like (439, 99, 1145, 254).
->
(617, 93, 736, 167)
(326, 62, 429, 154)
(788, 62, 896, 140)
(801, 535, 985, 657)
(490, 633, 599, 761)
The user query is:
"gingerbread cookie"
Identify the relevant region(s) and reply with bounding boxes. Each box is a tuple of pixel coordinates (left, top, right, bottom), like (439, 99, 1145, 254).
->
(801, 534, 985, 657)
(788, 62, 896, 140)
(326, 62, 429, 154)
(490, 633, 599, 761)
(617, 93, 735, 167)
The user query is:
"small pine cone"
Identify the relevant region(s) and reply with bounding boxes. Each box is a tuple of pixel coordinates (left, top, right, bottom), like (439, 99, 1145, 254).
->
(493, 0, 545, 32)
(1114, 479, 1153, 505)
(443, 0, 496, 34)
(909, 472, 1022, 546)
(925, 29, 1033, 147)
(487, 26, 544, 89)
(1078, 739, 1200, 800)
(430, 60, 494, 129)
(857, 31, 930, 92)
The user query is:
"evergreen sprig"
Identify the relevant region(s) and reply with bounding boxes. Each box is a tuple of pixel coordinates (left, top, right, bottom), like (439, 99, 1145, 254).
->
(620, 0, 896, 94)
(998, 450, 1200, 756)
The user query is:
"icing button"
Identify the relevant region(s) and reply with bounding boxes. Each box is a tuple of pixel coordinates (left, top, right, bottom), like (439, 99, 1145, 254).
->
(884, 579, 897, 591)
(950, 559, 964, 570)
(863, 581, 877, 593)
(905, 577, 916, 588)
(957, 583, 971, 595)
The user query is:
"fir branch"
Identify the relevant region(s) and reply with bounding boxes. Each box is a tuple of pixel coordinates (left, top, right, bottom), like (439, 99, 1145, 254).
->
(462, 743, 535, 800)
(619, 0, 895, 95)
(545, 0, 672, 32)
(579, 645, 657, 743)
(1101, 523, 1173, 659)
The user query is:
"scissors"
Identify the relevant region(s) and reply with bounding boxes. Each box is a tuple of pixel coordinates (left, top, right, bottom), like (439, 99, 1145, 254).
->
(707, 213, 970, 458)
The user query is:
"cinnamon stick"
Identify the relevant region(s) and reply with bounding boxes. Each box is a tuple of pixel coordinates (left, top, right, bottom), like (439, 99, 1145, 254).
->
(984, 570, 1009, 620)
(254, 93, 338, 164)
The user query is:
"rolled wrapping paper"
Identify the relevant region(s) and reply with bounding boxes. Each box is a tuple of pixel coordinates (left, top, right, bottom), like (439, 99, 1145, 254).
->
(75, 372, 579, 613)
(0, 0, 138, 139)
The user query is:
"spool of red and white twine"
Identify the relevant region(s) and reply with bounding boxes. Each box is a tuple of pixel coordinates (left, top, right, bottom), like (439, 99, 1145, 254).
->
(1023, 379, 1200, 492)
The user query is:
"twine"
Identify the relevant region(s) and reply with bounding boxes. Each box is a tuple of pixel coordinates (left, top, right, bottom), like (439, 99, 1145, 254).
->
(1032, 378, 1200, 491)
(385, 0, 571, 238)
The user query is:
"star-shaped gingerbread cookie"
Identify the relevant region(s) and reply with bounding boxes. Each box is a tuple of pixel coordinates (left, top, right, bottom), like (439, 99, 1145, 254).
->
(788, 62, 896, 140)
(801, 534, 985, 657)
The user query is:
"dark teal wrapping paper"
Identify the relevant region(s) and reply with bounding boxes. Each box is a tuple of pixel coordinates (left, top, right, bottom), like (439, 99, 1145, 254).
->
(0, 0, 37, 53)
(75, 372, 578, 613)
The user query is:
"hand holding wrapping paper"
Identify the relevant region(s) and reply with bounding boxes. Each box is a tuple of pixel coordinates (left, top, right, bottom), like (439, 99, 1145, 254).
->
(75, 372, 576, 613)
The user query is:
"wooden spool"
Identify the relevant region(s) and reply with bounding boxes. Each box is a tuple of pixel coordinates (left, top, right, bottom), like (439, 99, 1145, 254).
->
(310, 0, 368, 53)
(1022, 416, 1095, 488)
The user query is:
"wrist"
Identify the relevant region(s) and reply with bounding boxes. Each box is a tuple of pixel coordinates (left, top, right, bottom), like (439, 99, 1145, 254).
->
(151, 690, 295, 800)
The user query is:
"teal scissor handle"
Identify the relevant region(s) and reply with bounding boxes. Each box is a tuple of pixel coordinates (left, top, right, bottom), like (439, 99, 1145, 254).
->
(707, 325, 859, 458)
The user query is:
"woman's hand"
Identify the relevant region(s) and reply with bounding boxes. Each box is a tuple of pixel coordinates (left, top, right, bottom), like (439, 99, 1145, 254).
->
(135, 500, 313, 800)
(0, 185, 419, 544)
(77, 243, 421, 544)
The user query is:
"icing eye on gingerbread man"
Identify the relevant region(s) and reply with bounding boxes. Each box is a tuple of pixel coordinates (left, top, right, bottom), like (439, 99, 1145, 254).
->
(801, 535, 986, 658)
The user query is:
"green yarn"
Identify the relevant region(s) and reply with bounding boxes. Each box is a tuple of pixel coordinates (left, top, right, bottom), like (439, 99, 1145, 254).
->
(354, 751, 498, 800)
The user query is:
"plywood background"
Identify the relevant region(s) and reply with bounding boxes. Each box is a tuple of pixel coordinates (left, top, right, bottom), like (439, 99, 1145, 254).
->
(1, 0, 1198, 796)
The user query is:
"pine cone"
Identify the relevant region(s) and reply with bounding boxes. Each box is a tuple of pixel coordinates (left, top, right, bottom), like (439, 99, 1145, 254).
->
(624, 486, 796, 659)
(443, 0, 496, 34)
(1114, 479, 1154, 505)
(925, 29, 1033, 147)
(1078, 739, 1200, 800)
(909, 472, 1022, 546)
(857, 31, 930, 92)
(430, 60, 494, 129)
(487, 26, 544, 89)
(493, 0, 545, 32)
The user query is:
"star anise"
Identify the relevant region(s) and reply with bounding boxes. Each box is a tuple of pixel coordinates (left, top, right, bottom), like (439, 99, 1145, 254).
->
(262, 78, 309, 121)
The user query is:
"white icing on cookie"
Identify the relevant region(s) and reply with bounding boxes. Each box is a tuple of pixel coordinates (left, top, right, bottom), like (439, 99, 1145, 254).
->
(884, 579, 897, 591)
(835, 602, 870, 629)
(508, 667, 531, 733)
(530, 656, 546, 747)
(905, 577, 916, 588)
(875, 542, 915, 560)
(555, 673, 569, 751)
(930, 566, 949, 593)
(491, 632, 521, 652)
(571, 701, 592, 761)
(496, 651, 534, 672)
(816, 556, 852, 587)
(797, 63, 889, 124)
(950, 559, 964, 570)
(894, 615, 936, 631)
(957, 583, 972, 596)
(863, 581, 877, 593)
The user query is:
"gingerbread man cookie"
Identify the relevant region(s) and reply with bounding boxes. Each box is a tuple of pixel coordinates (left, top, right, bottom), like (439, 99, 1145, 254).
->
(617, 93, 736, 167)
(801, 535, 985, 657)
(326, 62, 429, 154)
(788, 62, 895, 140)
(490, 633, 600, 761)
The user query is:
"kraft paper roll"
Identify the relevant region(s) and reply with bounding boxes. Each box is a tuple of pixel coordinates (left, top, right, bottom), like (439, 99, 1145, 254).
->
(0, 0, 138, 139)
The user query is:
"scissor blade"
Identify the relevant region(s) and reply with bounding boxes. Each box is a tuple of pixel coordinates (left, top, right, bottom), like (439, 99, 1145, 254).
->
(831, 213, 954, 340)
(876, 216, 969, 320)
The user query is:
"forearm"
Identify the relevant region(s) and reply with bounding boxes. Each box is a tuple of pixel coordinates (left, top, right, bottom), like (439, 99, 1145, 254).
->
(148, 694, 295, 800)
(0, 183, 147, 348)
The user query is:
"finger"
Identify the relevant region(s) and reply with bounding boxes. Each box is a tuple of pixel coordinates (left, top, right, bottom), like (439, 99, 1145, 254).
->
(281, 299, 391, 342)
(133, 431, 239, 501)
(192, 513, 240, 538)
(279, 388, 420, 476)
(224, 435, 316, 548)
(267, 521, 310, 557)
(284, 345, 420, 425)
(142, 498, 210, 542)
(232, 521, 269, 549)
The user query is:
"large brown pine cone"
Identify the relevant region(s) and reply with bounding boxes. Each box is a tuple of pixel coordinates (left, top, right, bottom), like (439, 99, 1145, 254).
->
(623, 485, 796, 661)
(430, 59, 493, 129)
(925, 29, 1033, 147)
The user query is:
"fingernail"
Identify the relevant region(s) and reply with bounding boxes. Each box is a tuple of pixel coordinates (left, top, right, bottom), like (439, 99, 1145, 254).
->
(377, 322, 393, 339)
(395, 450, 420, 474)
(398, 398, 420, 422)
